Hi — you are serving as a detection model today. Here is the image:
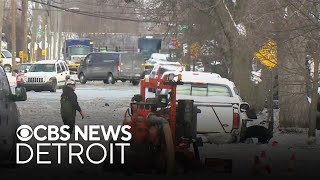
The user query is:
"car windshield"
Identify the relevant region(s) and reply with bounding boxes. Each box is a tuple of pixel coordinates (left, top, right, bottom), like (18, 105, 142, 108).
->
(19, 64, 31, 71)
(69, 47, 91, 56)
(2, 50, 12, 58)
(176, 83, 232, 97)
(29, 64, 55, 72)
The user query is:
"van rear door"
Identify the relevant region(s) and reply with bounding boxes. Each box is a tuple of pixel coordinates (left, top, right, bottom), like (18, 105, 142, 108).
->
(119, 53, 144, 80)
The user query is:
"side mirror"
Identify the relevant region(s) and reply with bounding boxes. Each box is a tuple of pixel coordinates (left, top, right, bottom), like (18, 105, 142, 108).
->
(13, 87, 27, 101)
(240, 103, 250, 112)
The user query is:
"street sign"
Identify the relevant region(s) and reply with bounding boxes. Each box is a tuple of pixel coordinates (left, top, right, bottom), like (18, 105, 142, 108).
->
(42, 50, 46, 56)
(178, 25, 189, 31)
(255, 40, 277, 69)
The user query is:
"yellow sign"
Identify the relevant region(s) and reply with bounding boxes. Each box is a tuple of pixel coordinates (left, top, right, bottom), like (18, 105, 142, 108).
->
(190, 42, 201, 59)
(19, 51, 24, 58)
(42, 50, 46, 56)
(255, 40, 277, 69)
(23, 53, 27, 60)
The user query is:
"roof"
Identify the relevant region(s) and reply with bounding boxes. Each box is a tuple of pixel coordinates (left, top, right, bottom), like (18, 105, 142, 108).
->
(33, 60, 64, 64)
(163, 71, 235, 87)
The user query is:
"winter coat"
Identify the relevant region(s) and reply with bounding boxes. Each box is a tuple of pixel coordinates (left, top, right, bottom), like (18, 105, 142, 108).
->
(60, 86, 81, 118)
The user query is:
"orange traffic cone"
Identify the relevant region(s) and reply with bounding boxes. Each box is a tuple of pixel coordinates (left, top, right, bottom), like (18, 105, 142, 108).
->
(252, 150, 272, 176)
(288, 152, 296, 175)
(260, 150, 272, 175)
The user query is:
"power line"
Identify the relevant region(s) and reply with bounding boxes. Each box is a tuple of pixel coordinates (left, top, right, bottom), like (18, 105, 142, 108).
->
(29, 0, 169, 23)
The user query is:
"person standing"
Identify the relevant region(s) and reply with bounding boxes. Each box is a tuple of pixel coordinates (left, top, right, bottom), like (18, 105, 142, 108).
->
(60, 79, 84, 134)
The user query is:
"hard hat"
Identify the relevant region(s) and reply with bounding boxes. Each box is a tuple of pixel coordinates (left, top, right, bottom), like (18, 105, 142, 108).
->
(66, 79, 76, 86)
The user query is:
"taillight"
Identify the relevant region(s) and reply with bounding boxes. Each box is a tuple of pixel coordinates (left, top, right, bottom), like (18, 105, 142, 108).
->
(233, 112, 240, 129)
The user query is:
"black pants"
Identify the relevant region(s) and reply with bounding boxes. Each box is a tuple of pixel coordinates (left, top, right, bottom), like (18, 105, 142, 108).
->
(62, 115, 75, 134)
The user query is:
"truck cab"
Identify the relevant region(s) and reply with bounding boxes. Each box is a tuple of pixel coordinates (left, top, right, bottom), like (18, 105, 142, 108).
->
(159, 71, 272, 144)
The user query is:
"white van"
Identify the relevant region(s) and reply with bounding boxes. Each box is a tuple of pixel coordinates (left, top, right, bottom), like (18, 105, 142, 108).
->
(1, 49, 21, 72)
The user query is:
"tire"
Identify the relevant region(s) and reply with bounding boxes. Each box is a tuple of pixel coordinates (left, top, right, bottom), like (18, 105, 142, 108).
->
(107, 73, 115, 84)
(50, 80, 57, 92)
(121, 80, 126, 83)
(103, 79, 109, 84)
(132, 80, 139, 86)
(79, 73, 87, 84)
(4, 65, 12, 73)
(243, 126, 272, 144)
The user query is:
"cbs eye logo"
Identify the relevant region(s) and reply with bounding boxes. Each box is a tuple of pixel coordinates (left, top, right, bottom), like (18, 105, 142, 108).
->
(16, 125, 33, 142)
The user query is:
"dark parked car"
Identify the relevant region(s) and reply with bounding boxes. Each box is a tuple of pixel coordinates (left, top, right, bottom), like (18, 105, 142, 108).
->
(0, 65, 27, 164)
(78, 52, 145, 86)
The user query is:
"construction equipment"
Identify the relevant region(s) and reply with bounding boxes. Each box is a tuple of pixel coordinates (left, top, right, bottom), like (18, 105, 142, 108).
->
(104, 74, 209, 175)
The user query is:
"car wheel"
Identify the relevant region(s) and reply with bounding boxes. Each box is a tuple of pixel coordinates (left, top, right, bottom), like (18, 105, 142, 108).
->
(4, 65, 12, 73)
(107, 73, 115, 84)
(121, 80, 126, 83)
(103, 79, 109, 84)
(50, 81, 57, 92)
(132, 80, 139, 86)
(79, 73, 87, 84)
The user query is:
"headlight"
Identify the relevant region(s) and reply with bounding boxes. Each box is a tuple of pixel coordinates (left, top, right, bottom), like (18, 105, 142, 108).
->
(22, 76, 28, 82)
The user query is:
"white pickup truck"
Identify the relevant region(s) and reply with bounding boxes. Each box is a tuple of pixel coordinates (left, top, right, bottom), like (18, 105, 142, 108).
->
(161, 71, 272, 144)
(1, 49, 21, 72)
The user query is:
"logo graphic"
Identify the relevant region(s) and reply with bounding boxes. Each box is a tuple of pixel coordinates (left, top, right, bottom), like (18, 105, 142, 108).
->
(16, 125, 33, 142)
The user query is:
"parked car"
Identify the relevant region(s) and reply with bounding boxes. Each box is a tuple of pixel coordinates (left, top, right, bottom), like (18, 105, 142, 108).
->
(21, 60, 70, 92)
(160, 71, 272, 144)
(78, 52, 145, 86)
(0, 65, 27, 164)
(148, 62, 184, 92)
(1, 49, 21, 72)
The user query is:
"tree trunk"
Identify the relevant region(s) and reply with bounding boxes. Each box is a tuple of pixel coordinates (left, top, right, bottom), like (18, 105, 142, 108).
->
(22, 0, 28, 63)
(31, 2, 39, 62)
(308, 41, 319, 140)
(11, 0, 16, 76)
(0, 0, 5, 51)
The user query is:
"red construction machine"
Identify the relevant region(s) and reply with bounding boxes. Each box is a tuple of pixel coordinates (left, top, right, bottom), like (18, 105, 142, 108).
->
(104, 73, 207, 175)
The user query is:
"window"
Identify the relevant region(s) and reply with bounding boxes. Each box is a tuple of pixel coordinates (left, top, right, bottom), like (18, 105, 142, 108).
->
(57, 63, 63, 73)
(29, 64, 56, 72)
(86, 54, 92, 64)
(60, 62, 66, 72)
(0, 67, 10, 99)
(91, 54, 102, 63)
(1, 50, 12, 58)
(176, 83, 232, 97)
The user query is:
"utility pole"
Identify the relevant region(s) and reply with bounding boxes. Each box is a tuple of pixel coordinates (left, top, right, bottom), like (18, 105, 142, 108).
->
(0, 0, 5, 58)
(22, 0, 28, 63)
(41, 4, 47, 60)
(11, 0, 16, 76)
(30, 2, 39, 62)
(57, 0, 63, 60)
